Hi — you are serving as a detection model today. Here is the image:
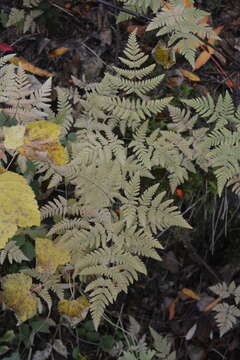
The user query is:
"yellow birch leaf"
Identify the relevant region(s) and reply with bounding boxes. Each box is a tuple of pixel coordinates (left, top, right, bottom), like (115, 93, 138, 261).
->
(3, 125, 26, 150)
(48, 47, 70, 59)
(17, 121, 68, 166)
(35, 237, 71, 273)
(179, 68, 200, 81)
(9, 57, 54, 77)
(58, 296, 90, 321)
(0, 171, 40, 249)
(1, 273, 38, 323)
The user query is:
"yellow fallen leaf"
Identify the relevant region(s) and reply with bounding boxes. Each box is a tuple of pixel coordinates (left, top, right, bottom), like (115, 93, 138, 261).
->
(1, 273, 38, 323)
(152, 41, 176, 69)
(179, 68, 200, 81)
(181, 287, 200, 300)
(58, 296, 90, 321)
(3, 125, 26, 150)
(0, 171, 40, 248)
(17, 121, 68, 166)
(9, 57, 54, 77)
(48, 47, 69, 59)
(35, 237, 71, 273)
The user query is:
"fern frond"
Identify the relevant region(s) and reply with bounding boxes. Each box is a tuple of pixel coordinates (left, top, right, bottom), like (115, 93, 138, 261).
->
(40, 195, 68, 219)
(214, 303, 240, 337)
(0, 240, 29, 264)
(146, 1, 216, 66)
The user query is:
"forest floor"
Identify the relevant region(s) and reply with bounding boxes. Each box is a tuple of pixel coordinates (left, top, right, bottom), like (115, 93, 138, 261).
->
(1, 0, 240, 359)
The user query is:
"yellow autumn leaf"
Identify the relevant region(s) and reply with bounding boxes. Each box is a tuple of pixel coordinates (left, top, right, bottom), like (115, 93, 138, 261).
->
(3, 125, 26, 150)
(181, 287, 200, 300)
(1, 273, 38, 323)
(152, 41, 176, 69)
(17, 121, 68, 166)
(48, 47, 70, 59)
(35, 237, 71, 273)
(0, 171, 40, 249)
(179, 68, 200, 81)
(9, 57, 54, 77)
(58, 296, 90, 320)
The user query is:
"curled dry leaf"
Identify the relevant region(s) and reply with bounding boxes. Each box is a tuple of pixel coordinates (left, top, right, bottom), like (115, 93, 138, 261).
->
(48, 47, 70, 59)
(9, 57, 54, 77)
(181, 288, 200, 300)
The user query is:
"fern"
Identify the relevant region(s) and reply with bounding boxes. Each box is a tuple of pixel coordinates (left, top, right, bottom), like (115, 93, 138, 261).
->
(209, 282, 240, 336)
(213, 303, 240, 337)
(23, 0, 42, 7)
(0, 240, 29, 264)
(6, 4, 43, 34)
(0, 65, 52, 123)
(117, 0, 163, 23)
(150, 327, 176, 360)
(146, 0, 217, 67)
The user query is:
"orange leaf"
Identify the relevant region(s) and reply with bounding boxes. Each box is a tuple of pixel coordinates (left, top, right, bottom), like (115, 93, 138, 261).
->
(197, 15, 209, 25)
(127, 25, 146, 36)
(48, 47, 70, 59)
(163, 0, 193, 8)
(203, 296, 222, 312)
(194, 50, 211, 70)
(182, 0, 194, 7)
(194, 26, 224, 70)
(225, 79, 236, 89)
(179, 68, 200, 81)
(181, 288, 200, 300)
(168, 296, 179, 320)
(9, 57, 54, 77)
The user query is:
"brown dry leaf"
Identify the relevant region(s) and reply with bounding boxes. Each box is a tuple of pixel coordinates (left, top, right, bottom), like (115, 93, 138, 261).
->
(197, 15, 210, 25)
(48, 47, 69, 59)
(9, 57, 54, 77)
(127, 25, 146, 36)
(168, 296, 179, 320)
(181, 288, 200, 300)
(203, 296, 222, 312)
(194, 26, 224, 71)
(167, 69, 184, 88)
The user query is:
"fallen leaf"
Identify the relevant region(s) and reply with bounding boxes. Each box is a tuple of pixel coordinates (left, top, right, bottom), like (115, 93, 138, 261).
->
(0, 42, 13, 52)
(0, 171, 40, 248)
(48, 47, 70, 59)
(9, 57, 54, 77)
(3, 125, 25, 150)
(179, 69, 200, 82)
(168, 296, 179, 320)
(194, 26, 224, 71)
(181, 288, 200, 300)
(127, 25, 146, 36)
